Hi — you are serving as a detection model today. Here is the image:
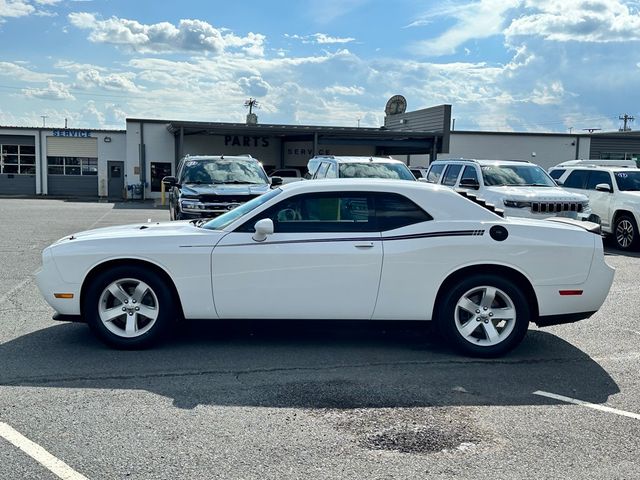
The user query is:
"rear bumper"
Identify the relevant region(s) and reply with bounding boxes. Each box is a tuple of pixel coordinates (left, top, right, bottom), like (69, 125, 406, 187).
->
(535, 311, 596, 327)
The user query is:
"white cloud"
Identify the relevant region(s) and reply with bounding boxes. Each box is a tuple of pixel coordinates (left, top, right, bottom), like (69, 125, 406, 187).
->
(0, 0, 60, 20)
(410, 0, 521, 56)
(0, 0, 34, 18)
(285, 33, 355, 44)
(68, 13, 266, 56)
(74, 68, 141, 92)
(237, 75, 270, 97)
(0, 61, 63, 82)
(23, 80, 74, 100)
(506, 0, 640, 42)
(313, 33, 355, 44)
(324, 85, 364, 95)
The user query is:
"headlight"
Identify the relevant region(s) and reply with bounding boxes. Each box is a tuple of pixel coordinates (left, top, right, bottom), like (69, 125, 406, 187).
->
(582, 203, 592, 214)
(180, 199, 206, 212)
(503, 200, 532, 208)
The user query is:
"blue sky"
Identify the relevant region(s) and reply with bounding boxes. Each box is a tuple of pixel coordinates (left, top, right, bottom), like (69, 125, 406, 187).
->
(1, 0, 640, 132)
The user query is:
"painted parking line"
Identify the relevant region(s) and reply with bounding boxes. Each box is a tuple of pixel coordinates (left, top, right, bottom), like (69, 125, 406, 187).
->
(0, 422, 88, 480)
(533, 390, 640, 421)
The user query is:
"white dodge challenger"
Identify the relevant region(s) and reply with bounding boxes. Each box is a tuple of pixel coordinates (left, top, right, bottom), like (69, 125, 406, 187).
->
(36, 179, 614, 357)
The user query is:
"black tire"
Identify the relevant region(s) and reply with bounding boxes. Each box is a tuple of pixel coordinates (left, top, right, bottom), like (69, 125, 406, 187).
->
(613, 214, 639, 251)
(435, 274, 530, 357)
(83, 265, 177, 349)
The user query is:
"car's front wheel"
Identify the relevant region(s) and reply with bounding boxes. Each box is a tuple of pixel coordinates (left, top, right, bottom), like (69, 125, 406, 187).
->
(613, 214, 639, 250)
(436, 274, 530, 357)
(84, 265, 176, 349)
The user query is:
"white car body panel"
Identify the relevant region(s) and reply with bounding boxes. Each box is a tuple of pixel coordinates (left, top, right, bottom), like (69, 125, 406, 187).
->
(36, 179, 614, 328)
(212, 231, 382, 319)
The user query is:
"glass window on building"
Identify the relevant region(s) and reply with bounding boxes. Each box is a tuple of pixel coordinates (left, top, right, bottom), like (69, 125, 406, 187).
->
(150, 162, 172, 192)
(1, 144, 36, 175)
(47, 157, 98, 175)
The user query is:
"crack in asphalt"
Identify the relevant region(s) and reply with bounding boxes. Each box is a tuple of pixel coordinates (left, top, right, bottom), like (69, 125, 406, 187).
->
(0, 356, 589, 386)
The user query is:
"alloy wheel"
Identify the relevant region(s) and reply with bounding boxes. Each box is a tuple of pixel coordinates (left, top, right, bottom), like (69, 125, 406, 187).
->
(98, 278, 159, 338)
(454, 285, 516, 347)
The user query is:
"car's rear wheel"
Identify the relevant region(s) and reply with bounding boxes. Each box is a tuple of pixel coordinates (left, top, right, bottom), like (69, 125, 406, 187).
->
(84, 265, 176, 349)
(436, 274, 530, 357)
(614, 214, 639, 250)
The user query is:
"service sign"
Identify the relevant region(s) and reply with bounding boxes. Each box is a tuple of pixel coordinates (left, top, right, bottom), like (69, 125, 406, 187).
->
(52, 129, 92, 138)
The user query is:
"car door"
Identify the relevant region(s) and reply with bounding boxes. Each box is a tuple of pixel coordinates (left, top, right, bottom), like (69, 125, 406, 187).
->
(211, 191, 383, 319)
(585, 170, 614, 229)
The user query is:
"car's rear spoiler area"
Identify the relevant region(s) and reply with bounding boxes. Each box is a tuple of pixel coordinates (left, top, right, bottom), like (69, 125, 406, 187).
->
(545, 217, 602, 234)
(455, 189, 505, 217)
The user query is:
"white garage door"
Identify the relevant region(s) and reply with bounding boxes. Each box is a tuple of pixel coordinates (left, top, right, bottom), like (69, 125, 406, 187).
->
(46, 137, 98, 157)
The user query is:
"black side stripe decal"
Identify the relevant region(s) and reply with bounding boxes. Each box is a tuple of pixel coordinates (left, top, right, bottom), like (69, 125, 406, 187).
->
(214, 229, 485, 248)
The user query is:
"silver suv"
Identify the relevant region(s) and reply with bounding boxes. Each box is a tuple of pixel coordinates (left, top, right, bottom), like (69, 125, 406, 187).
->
(426, 158, 591, 219)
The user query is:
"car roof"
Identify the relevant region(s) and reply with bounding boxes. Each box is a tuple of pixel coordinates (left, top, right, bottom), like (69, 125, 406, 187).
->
(551, 164, 640, 173)
(431, 158, 534, 167)
(280, 178, 440, 193)
(312, 156, 406, 164)
(181, 155, 259, 162)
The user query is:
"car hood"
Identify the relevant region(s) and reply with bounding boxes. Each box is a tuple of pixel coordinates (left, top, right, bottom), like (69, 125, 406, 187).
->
(52, 220, 221, 244)
(617, 190, 640, 201)
(484, 186, 588, 202)
(181, 183, 270, 196)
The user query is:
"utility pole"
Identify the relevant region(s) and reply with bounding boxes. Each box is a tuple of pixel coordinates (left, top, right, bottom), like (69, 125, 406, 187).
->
(619, 114, 634, 131)
(40, 115, 48, 127)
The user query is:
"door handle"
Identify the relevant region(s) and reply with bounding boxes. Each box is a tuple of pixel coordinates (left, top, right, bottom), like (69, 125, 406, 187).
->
(354, 242, 374, 248)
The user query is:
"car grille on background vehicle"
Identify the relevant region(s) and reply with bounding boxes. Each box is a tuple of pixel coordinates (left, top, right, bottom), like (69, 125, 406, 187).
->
(531, 202, 583, 213)
(199, 194, 260, 203)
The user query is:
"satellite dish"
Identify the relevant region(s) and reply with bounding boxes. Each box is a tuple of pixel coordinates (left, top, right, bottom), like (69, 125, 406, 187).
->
(385, 95, 407, 116)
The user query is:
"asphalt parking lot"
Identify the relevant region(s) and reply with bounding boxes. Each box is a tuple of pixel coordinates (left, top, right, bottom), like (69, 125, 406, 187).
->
(0, 198, 639, 480)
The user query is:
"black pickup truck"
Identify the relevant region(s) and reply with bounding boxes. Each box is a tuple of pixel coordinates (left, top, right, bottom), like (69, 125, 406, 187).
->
(162, 155, 281, 220)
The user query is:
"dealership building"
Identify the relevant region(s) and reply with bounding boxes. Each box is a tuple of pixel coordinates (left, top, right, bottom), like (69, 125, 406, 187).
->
(2, 100, 640, 199)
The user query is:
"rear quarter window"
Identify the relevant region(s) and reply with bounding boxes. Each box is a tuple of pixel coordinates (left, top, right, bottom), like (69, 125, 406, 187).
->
(426, 164, 445, 183)
(563, 170, 590, 189)
(549, 169, 565, 180)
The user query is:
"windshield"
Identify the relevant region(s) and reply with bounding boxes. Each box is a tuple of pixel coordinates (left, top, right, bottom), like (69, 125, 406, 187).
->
(481, 165, 556, 187)
(338, 162, 415, 180)
(201, 188, 282, 230)
(614, 171, 640, 191)
(181, 159, 269, 185)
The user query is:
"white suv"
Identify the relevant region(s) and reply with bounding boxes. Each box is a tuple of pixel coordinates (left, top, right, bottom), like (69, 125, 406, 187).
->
(549, 163, 640, 250)
(309, 156, 416, 181)
(426, 159, 590, 220)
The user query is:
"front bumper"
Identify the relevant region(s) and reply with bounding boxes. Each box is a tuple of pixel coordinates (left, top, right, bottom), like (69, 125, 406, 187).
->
(35, 249, 82, 316)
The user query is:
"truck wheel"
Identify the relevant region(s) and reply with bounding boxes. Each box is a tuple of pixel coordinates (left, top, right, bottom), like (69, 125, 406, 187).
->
(614, 214, 639, 250)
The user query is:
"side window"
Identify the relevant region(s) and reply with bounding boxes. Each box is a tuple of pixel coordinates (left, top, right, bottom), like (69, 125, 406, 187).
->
(442, 164, 463, 186)
(460, 166, 479, 183)
(586, 171, 612, 190)
(326, 162, 338, 178)
(314, 162, 330, 179)
(426, 164, 445, 183)
(237, 192, 375, 233)
(563, 170, 590, 189)
(373, 193, 432, 231)
(549, 169, 565, 180)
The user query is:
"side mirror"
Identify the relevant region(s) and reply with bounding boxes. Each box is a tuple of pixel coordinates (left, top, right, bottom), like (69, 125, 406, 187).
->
(252, 218, 274, 242)
(270, 176, 283, 187)
(595, 183, 612, 192)
(459, 178, 480, 190)
(162, 176, 178, 187)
